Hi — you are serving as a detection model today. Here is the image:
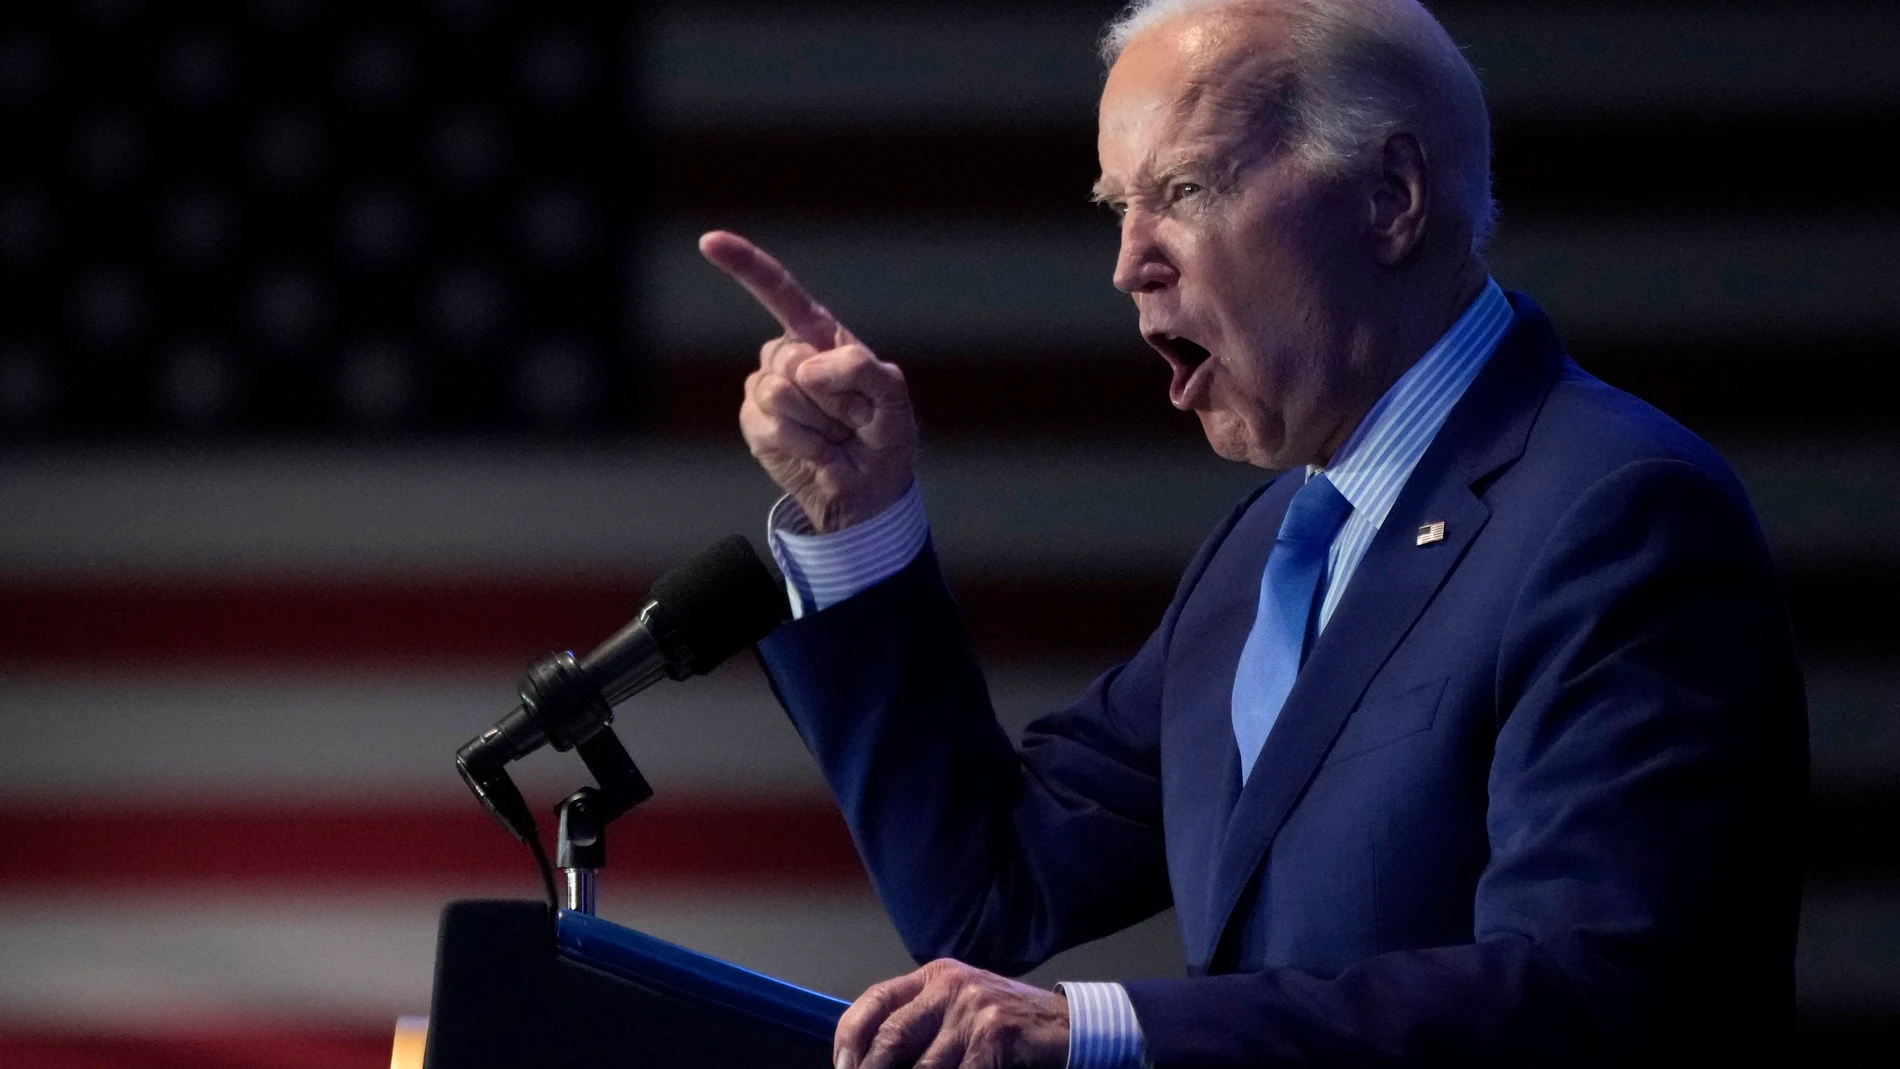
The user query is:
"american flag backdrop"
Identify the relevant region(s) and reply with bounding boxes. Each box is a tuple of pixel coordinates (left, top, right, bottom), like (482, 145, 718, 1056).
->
(2, 2, 1898, 1066)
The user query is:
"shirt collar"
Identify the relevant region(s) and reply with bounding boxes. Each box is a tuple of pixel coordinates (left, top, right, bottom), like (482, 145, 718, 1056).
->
(1308, 278, 1513, 530)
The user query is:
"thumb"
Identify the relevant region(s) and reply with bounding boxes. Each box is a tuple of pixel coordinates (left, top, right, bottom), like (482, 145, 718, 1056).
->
(794, 360, 876, 428)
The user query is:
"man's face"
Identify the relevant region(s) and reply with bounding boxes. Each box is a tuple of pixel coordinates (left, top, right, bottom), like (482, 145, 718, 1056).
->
(1096, 13, 1365, 469)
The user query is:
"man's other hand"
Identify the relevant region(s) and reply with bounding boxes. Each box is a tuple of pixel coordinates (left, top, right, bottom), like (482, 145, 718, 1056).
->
(834, 959, 1069, 1069)
(699, 230, 919, 534)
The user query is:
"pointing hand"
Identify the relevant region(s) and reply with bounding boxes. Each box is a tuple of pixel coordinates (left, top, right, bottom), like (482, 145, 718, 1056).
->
(699, 230, 920, 533)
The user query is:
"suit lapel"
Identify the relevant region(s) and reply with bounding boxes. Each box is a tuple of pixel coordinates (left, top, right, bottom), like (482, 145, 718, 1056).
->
(1166, 472, 1297, 971)
(1197, 294, 1567, 964)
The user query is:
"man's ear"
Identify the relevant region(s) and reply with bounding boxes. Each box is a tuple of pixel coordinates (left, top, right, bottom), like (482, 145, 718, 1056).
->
(1368, 131, 1429, 266)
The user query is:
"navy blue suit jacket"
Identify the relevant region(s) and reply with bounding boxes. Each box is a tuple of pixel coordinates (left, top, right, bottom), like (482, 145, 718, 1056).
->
(758, 295, 1807, 1065)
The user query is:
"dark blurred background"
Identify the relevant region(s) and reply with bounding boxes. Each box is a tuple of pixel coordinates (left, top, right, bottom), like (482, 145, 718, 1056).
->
(0, 1, 1894, 1066)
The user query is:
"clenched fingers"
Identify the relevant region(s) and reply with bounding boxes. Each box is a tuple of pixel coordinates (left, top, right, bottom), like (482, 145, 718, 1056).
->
(748, 367, 853, 444)
(752, 336, 876, 441)
(760, 334, 817, 377)
(740, 397, 837, 465)
(757, 333, 876, 434)
(794, 346, 909, 438)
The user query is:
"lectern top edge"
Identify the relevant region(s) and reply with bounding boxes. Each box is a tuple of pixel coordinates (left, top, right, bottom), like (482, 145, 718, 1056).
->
(555, 907, 850, 1043)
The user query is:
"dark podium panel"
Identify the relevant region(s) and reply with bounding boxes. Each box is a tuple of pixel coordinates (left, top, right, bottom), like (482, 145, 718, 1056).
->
(424, 900, 847, 1068)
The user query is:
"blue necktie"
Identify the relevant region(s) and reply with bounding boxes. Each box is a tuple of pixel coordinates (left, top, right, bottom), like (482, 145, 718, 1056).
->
(1231, 473, 1352, 784)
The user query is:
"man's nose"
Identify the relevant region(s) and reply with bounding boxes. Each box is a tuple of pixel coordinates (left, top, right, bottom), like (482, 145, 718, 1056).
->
(1112, 212, 1178, 294)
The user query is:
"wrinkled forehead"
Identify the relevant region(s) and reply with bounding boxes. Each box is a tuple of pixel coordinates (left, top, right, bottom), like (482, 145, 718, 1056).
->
(1182, 35, 1294, 147)
(1098, 10, 1296, 181)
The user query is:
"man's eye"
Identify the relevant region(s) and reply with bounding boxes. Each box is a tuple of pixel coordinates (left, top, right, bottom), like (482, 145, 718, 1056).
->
(1107, 202, 1129, 220)
(1170, 183, 1203, 202)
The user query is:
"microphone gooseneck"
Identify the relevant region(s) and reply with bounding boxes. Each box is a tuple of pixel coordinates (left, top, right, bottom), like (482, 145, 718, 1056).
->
(455, 534, 789, 845)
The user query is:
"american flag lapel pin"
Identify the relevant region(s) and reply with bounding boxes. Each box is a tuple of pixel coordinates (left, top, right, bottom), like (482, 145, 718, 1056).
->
(1416, 521, 1446, 546)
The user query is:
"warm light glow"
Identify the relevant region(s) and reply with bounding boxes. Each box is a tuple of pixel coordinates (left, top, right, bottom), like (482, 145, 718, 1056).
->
(390, 1015, 428, 1069)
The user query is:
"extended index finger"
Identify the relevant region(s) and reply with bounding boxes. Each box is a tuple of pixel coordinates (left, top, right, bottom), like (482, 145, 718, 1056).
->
(699, 230, 841, 346)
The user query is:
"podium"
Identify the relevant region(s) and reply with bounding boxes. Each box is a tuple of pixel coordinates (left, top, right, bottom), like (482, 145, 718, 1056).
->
(428, 538, 835, 1064)
(422, 900, 848, 1068)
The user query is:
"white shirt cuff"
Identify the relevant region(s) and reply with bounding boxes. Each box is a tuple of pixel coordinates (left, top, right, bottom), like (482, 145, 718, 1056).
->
(1056, 981, 1150, 1069)
(766, 482, 929, 618)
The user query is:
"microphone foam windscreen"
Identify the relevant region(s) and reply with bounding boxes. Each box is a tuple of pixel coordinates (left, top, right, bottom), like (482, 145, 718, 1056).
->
(648, 535, 791, 675)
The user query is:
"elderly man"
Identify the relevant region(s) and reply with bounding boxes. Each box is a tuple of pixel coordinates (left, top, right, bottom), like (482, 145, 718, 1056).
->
(701, 0, 1805, 1065)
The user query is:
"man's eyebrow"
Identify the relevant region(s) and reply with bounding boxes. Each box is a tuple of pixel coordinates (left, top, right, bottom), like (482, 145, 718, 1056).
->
(1089, 177, 1121, 203)
(1147, 154, 1207, 190)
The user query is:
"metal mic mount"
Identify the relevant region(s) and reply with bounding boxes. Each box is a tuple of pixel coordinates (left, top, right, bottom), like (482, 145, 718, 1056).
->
(457, 649, 654, 914)
(552, 726, 651, 913)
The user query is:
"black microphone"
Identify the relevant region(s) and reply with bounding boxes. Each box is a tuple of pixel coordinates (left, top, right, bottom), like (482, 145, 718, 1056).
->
(455, 535, 789, 840)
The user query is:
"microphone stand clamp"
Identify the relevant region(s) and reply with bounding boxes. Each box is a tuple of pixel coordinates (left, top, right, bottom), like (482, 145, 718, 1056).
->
(553, 727, 653, 914)
(457, 649, 655, 914)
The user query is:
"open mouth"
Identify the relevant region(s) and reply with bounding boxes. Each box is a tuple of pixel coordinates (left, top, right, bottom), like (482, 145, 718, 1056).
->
(1152, 334, 1212, 372)
(1148, 333, 1214, 409)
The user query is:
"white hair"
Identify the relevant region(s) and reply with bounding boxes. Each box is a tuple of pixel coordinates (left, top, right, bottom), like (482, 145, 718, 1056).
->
(1102, 0, 1496, 252)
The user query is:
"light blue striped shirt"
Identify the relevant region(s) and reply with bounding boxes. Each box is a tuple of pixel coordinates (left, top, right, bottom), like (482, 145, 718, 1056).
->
(767, 279, 1513, 1068)
(767, 480, 929, 617)
(1311, 278, 1512, 636)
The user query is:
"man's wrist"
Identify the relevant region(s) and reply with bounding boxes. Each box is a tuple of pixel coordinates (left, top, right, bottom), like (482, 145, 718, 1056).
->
(767, 480, 928, 618)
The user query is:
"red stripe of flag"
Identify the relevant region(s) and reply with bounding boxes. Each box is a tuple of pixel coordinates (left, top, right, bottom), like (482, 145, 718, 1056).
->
(0, 796, 867, 891)
(0, 579, 652, 668)
(0, 575, 1168, 664)
(0, 1027, 394, 1069)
